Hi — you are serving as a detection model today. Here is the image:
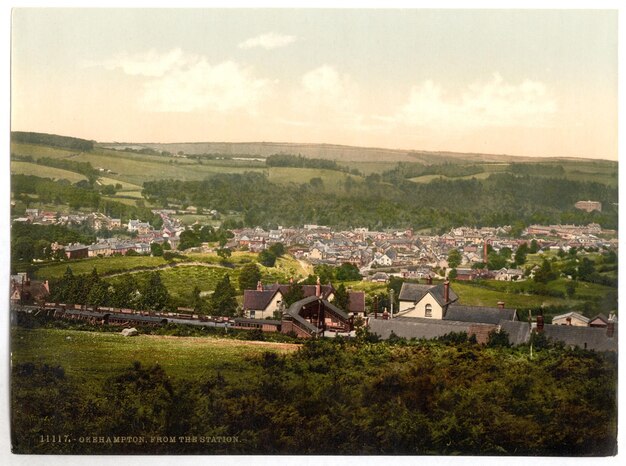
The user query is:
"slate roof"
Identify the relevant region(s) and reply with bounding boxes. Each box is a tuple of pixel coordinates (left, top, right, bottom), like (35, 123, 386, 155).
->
(243, 289, 280, 311)
(285, 296, 351, 335)
(445, 304, 517, 325)
(542, 324, 617, 352)
(65, 244, 88, 251)
(398, 283, 431, 302)
(348, 291, 366, 314)
(500, 320, 531, 345)
(369, 316, 485, 340)
(399, 283, 459, 308)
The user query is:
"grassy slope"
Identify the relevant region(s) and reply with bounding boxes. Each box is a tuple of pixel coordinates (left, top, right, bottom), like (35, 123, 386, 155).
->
(34, 256, 170, 279)
(11, 161, 88, 183)
(11, 327, 297, 386)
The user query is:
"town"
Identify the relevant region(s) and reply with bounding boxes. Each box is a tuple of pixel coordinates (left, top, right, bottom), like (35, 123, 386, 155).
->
(11, 204, 618, 352)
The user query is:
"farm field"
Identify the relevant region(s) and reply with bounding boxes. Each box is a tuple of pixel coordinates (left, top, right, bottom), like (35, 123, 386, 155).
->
(11, 161, 88, 183)
(34, 255, 171, 279)
(11, 327, 298, 387)
(409, 172, 493, 183)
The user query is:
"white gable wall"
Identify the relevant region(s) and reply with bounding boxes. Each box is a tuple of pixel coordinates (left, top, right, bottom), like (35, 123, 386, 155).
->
(401, 293, 444, 319)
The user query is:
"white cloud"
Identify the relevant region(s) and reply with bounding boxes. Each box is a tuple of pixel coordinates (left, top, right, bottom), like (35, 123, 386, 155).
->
(96, 49, 270, 113)
(397, 74, 557, 129)
(238, 32, 297, 50)
(98, 48, 198, 78)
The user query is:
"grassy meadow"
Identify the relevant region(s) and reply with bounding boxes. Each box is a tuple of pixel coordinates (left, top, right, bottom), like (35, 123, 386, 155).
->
(11, 327, 298, 387)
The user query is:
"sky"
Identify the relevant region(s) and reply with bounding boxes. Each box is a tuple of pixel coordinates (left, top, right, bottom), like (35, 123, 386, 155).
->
(10, 8, 618, 160)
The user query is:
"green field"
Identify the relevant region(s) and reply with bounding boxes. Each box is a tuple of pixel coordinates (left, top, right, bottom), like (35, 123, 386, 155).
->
(11, 161, 88, 183)
(34, 256, 170, 279)
(409, 172, 493, 183)
(267, 166, 363, 190)
(11, 327, 297, 385)
(34, 252, 310, 298)
(97, 177, 143, 191)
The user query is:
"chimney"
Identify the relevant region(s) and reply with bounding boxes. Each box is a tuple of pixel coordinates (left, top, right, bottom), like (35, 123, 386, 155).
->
(536, 314, 544, 333)
(427, 275, 433, 285)
(289, 277, 294, 285)
(497, 301, 505, 310)
(256, 280, 263, 291)
(43, 280, 50, 293)
(315, 277, 321, 297)
(483, 239, 488, 263)
(566, 316, 572, 326)
(444, 279, 450, 304)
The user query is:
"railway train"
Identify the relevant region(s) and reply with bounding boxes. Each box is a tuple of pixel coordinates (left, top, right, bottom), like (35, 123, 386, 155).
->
(11, 303, 279, 332)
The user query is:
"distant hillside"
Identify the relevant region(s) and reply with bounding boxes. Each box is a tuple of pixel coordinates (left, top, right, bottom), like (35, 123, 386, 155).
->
(12, 131, 94, 152)
(100, 141, 557, 165)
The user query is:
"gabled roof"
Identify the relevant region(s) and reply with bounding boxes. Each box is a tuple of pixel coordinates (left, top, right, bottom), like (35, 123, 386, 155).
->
(589, 314, 609, 325)
(445, 304, 517, 325)
(429, 284, 458, 306)
(285, 296, 351, 335)
(500, 321, 531, 345)
(243, 289, 282, 311)
(348, 291, 365, 314)
(398, 283, 433, 302)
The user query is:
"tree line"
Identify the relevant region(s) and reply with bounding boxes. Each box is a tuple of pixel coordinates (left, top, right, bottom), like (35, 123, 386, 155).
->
(141, 171, 618, 231)
(12, 131, 94, 151)
(47, 266, 239, 316)
(12, 174, 162, 226)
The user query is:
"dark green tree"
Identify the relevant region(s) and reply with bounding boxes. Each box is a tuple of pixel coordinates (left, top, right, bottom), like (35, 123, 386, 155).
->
(333, 283, 349, 311)
(283, 283, 305, 307)
(268, 242, 285, 258)
(238, 263, 262, 292)
(111, 275, 140, 308)
(151, 243, 164, 257)
(534, 259, 557, 284)
(529, 239, 539, 254)
(335, 263, 361, 281)
(447, 249, 462, 269)
(578, 258, 596, 281)
(258, 250, 276, 267)
(141, 272, 170, 311)
(514, 243, 528, 266)
(211, 274, 237, 316)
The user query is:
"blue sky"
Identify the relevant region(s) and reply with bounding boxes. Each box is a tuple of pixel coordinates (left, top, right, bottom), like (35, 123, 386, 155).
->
(11, 8, 617, 159)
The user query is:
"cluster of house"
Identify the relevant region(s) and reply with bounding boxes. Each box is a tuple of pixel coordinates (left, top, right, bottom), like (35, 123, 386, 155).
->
(28, 210, 188, 260)
(10, 268, 618, 351)
(229, 223, 616, 282)
(236, 279, 364, 338)
(368, 280, 618, 351)
(10, 273, 50, 305)
(242, 280, 365, 319)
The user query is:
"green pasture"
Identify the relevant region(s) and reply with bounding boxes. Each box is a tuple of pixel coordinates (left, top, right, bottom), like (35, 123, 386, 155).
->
(11, 327, 297, 387)
(11, 161, 88, 183)
(267, 166, 363, 189)
(34, 256, 170, 280)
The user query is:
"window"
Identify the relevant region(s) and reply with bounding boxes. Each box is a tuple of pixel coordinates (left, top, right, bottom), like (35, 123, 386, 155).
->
(425, 304, 432, 317)
(249, 311, 256, 319)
